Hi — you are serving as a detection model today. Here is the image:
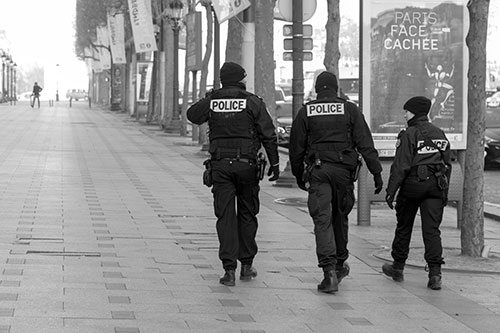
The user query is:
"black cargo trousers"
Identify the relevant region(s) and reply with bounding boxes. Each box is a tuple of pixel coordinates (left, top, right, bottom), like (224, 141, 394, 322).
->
(211, 159, 260, 271)
(392, 175, 445, 267)
(307, 163, 355, 272)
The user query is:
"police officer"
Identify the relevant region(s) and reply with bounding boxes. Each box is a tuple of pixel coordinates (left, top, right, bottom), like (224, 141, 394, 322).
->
(187, 62, 280, 287)
(289, 71, 383, 293)
(383, 96, 452, 290)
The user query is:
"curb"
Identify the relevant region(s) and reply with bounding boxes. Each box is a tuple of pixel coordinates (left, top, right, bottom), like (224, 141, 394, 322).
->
(372, 248, 500, 275)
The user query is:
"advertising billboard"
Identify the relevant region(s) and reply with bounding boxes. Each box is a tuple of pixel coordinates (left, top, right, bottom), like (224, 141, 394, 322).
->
(362, 0, 469, 153)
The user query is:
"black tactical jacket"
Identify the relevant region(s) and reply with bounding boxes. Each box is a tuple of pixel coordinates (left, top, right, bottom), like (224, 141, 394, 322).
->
(187, 85, 279, 166)
(386, 115, 452, 195)
(289, 90, 382, 179)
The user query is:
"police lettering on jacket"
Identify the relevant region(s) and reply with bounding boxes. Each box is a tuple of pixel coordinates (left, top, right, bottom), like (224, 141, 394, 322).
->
(416, 139, 448, 154)
(307, 103, 344, 116)
(210, 99, 247, 112)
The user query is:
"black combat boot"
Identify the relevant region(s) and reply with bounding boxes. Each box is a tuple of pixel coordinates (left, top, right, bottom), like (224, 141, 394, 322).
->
(317, 270, 339, 293)
(336, 262, 350, 283)
(219, 270, 236, 286)
(427, 265, 442, 290)
(382, 262, 404, 282)
(240, 264, 258, 281)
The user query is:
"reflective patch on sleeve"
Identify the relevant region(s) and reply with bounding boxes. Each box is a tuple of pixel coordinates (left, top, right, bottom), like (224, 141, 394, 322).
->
(395, 139, 401, 148)
(306, 103, 344, 116)
(210, 99, 247, 112)
(416, 139, 448, 154)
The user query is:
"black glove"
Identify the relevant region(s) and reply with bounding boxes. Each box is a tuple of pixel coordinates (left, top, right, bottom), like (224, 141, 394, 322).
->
(268, 164, 280, 181)
(385, 193, 394, 210)
(373, 173, 383, 194)
(296, 177, 308, 191)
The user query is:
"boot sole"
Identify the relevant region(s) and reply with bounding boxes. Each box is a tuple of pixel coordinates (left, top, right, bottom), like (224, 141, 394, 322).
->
(240, 274, 257, 281)
(382, 266, 404, 282)
(219, 280, 235, 286)
(427, 282, 442, 290)
(318, 286, 338, 293)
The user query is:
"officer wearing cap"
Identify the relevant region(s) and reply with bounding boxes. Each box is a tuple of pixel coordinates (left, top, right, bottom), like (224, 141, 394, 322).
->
(187, 62, 280, 287)
(289, 71, 383, 293)
(383, 96, 452, 290)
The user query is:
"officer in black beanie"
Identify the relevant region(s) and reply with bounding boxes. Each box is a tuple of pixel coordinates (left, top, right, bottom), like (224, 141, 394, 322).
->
(383, 96, 452, 290)
(289, 71, 383, 293)
(187, 62, 279, 287)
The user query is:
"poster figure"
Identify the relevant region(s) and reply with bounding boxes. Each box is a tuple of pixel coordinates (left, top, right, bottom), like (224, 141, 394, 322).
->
(425, 62, 455, 120)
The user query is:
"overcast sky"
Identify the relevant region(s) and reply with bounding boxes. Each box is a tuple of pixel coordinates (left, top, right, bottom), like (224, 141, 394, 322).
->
(0, 0, 88, 93)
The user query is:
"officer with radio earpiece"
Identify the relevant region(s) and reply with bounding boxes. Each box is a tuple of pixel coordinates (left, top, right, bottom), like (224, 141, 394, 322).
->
(289, 71, 383, 294)
(383, 96, 452, 291)
(187, 62, 279, 287)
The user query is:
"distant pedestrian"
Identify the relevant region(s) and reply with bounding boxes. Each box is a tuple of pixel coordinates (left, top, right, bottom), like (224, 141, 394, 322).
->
(187, 62, 280, 287)
(289, 71, 383, 293)
(31, 82, 43, 108)
(383, 96, 452, 290)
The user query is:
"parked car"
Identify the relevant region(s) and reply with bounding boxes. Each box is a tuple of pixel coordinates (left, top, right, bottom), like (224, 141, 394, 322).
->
(276, 83, 293, 102)
(485, 126, 500, 167)
(66, 89, 88, 101)
(306, 78, 359, 105)
(486, 91, 500, 108)
(276, 116, 292, 148)
(275, 87, 293, 118)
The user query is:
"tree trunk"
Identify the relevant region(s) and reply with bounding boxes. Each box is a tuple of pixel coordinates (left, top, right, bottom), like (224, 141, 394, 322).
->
(462, 0, 489, 256)
(180, 0, 197, 137)
(254, 0, 275, 117)
(161, 21, 174, 129)
(197, 1, 214, 145)
(323, 0, 341, 76)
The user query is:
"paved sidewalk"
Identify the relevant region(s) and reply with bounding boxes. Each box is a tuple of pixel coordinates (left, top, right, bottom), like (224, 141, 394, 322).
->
(0, 102, 498, 332)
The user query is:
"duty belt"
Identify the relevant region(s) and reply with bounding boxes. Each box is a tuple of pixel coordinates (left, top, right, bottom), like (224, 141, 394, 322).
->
(219, 158, 255, 164)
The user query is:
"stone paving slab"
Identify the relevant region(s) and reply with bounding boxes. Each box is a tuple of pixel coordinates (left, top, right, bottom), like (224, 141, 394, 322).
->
(0, 102, 498, 332)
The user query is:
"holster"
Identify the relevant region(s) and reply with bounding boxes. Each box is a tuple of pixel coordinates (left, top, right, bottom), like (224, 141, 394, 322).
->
(434, 164, 449, 206)
(434, 165, 449, 190)
(256, 153, 267, 181)
(203, 159, 213, 187)
(351, 154, 362, 181)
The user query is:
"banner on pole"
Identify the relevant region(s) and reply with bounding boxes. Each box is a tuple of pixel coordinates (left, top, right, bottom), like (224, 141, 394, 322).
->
(186, 12, 202, 71)
(107, 13, 127, 64)
(91, 46, 103, 73)
(212, 0, 251, 24)
(361, 0, 468, 152)
(97, 26, 112, 70)
(127, 0, 158, 53)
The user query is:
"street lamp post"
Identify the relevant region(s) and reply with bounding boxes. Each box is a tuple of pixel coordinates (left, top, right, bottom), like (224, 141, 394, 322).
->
(166, 0, 184, 133)
(5, 56, 11, 103)
(12, 63, 16, 105)
(56, 64, 60, 102)
(1, 52, 5, 103)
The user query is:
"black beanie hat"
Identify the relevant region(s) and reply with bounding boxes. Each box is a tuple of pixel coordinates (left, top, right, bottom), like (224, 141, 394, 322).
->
(220, 62, 246, 84)
(315, 71, 338, 93)
(403, 96, 431, 117)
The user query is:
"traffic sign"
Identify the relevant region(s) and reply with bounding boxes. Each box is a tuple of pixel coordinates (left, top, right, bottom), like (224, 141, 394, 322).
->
(283, 24, 313, 37)
(283, 38, 313, 51)
(283, 52, 313, 61)
(274, 0, 317, 22)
